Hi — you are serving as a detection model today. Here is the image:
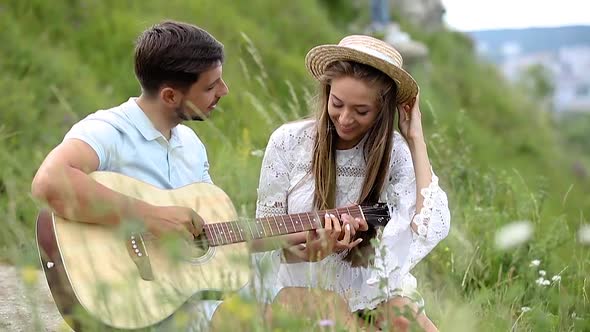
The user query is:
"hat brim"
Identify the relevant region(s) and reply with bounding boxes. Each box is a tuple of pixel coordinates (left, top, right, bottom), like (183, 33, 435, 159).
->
(305, 45, 418, 105)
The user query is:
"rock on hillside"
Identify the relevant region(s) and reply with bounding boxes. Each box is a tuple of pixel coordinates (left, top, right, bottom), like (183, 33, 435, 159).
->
(391, 0, 446, 31)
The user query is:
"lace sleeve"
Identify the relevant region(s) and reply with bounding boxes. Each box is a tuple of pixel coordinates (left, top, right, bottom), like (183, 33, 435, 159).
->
(251, 125, 291, 303)
(256, 126, 290, 218)
(406, 170, 450, 269)
(367, 133, 451, 291)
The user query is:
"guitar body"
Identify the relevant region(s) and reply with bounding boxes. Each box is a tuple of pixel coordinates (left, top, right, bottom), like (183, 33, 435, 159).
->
(36, 172, 249, 330)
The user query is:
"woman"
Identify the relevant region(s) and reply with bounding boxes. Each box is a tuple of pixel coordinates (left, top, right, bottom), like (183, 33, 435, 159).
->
(251, 35, 450, 331)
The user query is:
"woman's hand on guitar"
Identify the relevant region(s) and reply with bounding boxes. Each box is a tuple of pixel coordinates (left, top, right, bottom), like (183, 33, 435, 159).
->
(284, 214, 363, 262)
(143, 206, 204, 240)
(339, 213, 369, 239)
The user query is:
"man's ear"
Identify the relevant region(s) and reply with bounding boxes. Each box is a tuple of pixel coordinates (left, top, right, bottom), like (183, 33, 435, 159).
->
(160, 87, 181, 107)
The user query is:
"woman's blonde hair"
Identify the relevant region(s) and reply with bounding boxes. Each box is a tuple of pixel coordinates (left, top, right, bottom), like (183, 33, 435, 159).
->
(311, 61, 398, 266)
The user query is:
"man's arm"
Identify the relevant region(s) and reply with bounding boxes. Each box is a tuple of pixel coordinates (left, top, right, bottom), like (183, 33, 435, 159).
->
(31, 139, 201, 238)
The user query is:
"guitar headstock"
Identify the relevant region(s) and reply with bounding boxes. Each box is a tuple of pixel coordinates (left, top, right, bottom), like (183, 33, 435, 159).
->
(360, 203, 390, 228)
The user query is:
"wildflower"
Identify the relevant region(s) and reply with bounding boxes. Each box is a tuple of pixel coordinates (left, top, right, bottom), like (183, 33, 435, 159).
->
(539, 270, 546, 277)
(520, 307, 531, 313)
(173, 311, 190, 328)
(494, 221, 534, 250)
(250, 149, 264, 157)
(535, 277, 549, 286)
(578, 224, 590, 245)
(551, 275, 561, 283)
(529, 259, 541, 267)
(318, 319, 335, 327)
(19, 265, 38, 285)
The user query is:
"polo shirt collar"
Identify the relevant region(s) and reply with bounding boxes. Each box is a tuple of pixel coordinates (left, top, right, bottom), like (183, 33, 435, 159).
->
(125, 98, 184, 148)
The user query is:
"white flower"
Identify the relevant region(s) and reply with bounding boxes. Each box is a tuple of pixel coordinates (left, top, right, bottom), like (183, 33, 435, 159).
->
(521, 306, 531, 313)
(535, 277, 549, 286)
(552, 275, 561, 282)
(250, 149, 264, 157)
(529, 259, 541, 267)
(539, 270, 546, 276)
(578, 224, 590, 245)
(494, 221, 534, 250)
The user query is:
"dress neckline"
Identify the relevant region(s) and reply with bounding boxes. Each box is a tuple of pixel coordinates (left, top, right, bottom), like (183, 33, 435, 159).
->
(336, 132, 368, 154)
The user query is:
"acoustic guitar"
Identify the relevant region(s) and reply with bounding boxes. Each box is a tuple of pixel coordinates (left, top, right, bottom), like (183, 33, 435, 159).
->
(36, 171, 390, 330)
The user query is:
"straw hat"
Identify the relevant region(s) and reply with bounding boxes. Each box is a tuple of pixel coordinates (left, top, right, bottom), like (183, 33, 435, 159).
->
(305, 35, 418, 105)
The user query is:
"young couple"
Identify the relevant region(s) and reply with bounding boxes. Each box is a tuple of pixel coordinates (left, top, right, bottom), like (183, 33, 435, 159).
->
(32, 21, 450, 331)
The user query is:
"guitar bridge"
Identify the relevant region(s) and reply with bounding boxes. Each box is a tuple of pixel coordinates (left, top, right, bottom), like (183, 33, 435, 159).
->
(126, 233, 154, 281)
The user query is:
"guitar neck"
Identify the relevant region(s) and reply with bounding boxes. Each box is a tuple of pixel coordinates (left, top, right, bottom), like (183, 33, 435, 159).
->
(202, 206, 363, 246)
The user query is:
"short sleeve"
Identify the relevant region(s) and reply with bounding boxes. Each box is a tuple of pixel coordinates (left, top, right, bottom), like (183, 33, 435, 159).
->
(202, 159, 213, 184)
(251, 125, 291, 304)
(196, 138, 212, 184)
(63, 119, 121, 171)
(177, 125, 213, 184)
(367, 133, 451, 294)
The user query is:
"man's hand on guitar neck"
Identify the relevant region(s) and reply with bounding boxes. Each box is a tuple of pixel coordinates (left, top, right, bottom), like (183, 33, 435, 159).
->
(141, 205, 204, 240)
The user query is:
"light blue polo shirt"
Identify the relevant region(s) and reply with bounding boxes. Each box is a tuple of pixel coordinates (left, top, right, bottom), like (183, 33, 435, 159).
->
(64, 97, 212, 188)
(64, 97, 220, 330)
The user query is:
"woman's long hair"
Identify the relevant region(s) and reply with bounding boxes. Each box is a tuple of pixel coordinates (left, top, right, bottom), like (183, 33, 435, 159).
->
(311, 61, 398, 267)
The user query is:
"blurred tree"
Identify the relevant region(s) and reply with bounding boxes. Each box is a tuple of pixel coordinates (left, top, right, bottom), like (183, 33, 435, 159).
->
(558, 112, 590, 155)
(517, 64, 555, 109)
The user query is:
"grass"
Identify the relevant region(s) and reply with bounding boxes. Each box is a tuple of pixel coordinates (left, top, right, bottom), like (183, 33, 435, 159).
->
(1, 0, 589, 331)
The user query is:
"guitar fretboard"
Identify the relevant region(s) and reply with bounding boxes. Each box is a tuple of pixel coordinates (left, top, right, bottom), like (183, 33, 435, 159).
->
(202, 206, 364, 246)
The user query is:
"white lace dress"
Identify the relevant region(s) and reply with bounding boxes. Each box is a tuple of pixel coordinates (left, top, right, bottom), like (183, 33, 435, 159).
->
(252, 120, 450, 312)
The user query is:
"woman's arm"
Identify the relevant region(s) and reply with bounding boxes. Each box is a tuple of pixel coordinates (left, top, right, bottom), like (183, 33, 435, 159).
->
(364, 93, 451, 290)
(407, 140, 431, 234)
(398, 92, 433, 235)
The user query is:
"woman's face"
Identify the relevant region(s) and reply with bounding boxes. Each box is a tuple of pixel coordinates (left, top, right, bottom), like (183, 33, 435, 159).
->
(328, 76, 381, 149)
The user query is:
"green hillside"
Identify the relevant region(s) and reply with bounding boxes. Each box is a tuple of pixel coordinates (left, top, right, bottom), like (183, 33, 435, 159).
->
(1, 0, 589, 330)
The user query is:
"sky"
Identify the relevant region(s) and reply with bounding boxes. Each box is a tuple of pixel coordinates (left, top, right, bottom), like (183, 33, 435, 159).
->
(441, 0, 590, 31)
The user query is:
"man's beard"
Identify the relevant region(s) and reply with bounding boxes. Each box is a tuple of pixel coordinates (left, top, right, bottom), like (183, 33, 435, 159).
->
(175, 100, 206, 121)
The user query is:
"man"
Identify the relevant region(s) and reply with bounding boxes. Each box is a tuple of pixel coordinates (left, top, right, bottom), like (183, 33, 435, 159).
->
(31, 20, 229, 330)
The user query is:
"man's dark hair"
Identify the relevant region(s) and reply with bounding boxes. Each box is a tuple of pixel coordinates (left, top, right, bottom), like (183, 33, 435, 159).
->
(134, 21, 224, 95)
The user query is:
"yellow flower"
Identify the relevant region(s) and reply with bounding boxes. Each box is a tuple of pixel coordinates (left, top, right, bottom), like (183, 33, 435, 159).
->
(174, 311, 190, 328)
(224, 296, 255, 321)
(20, 265, 38, 285)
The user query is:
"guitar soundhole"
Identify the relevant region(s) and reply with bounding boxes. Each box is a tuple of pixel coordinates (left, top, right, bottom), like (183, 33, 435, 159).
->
(185, 235, 212, 262)
(193, 235, 210, 252)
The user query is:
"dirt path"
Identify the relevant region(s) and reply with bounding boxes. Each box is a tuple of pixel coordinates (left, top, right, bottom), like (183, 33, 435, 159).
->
(0, 264, 69, 332)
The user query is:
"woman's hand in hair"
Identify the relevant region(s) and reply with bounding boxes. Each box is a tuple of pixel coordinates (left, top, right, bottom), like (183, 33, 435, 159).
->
(397, 92, 425, 144)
